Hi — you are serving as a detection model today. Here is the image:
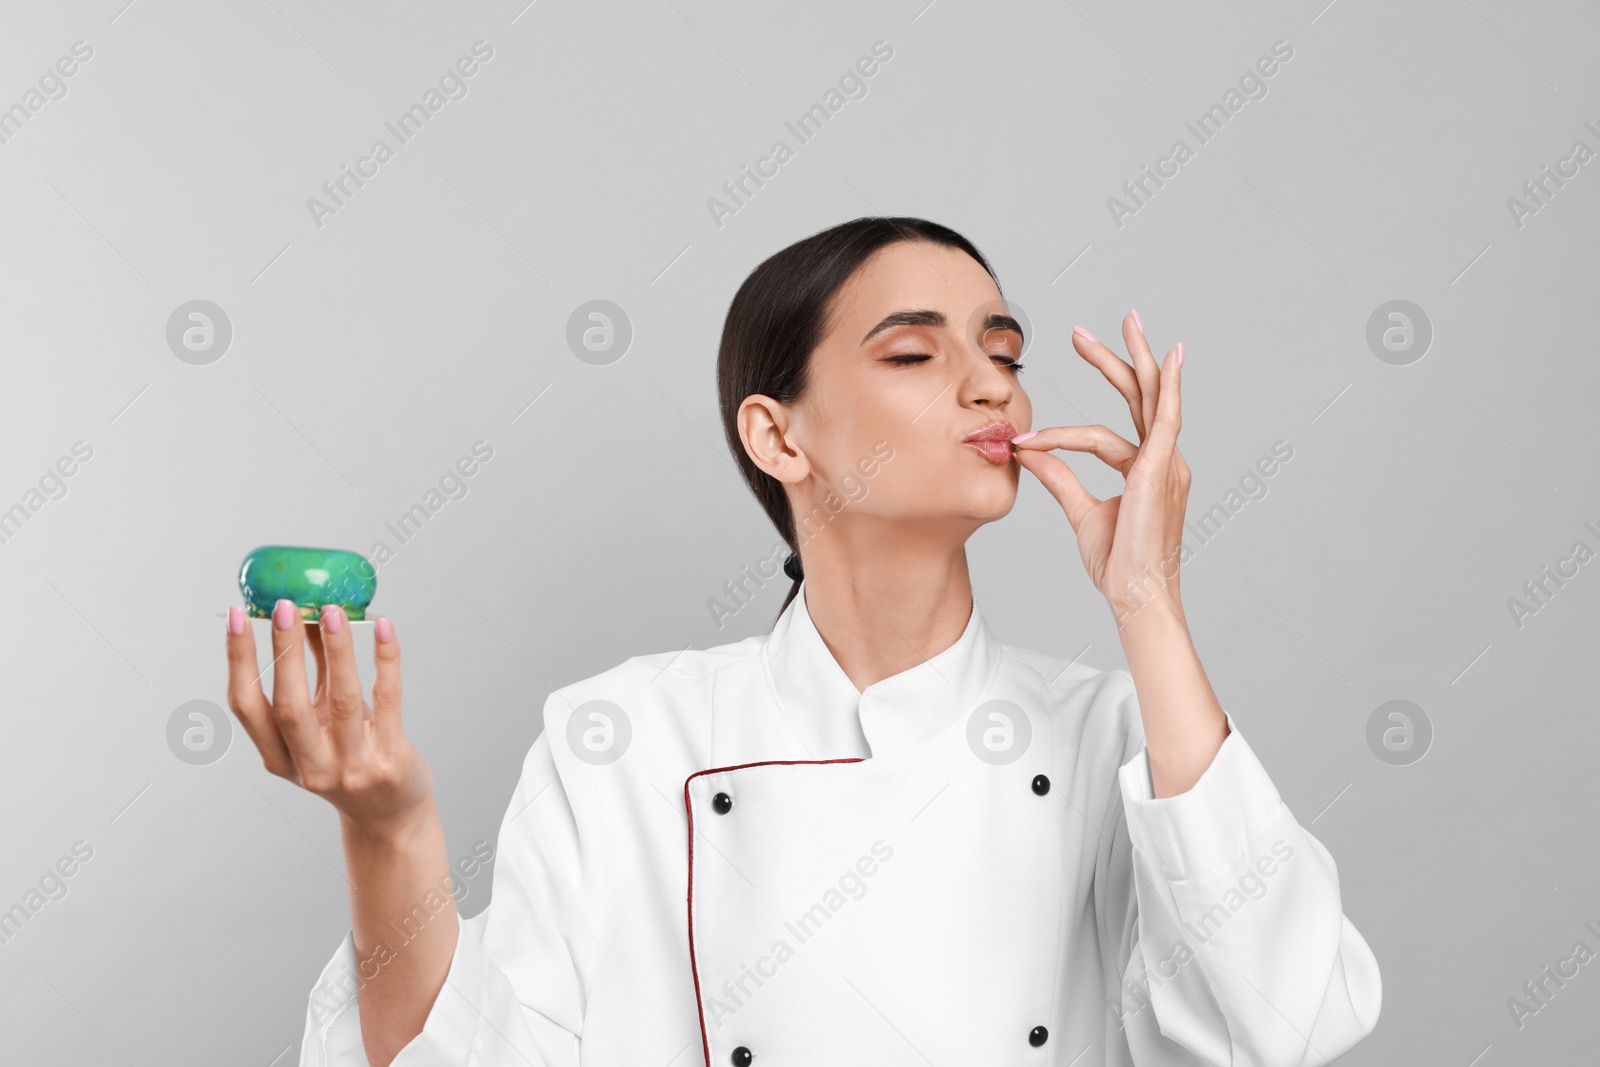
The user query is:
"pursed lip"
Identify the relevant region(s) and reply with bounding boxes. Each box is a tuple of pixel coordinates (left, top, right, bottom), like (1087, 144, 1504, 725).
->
(961, 421, 1016, 444)
(961, 421, 1018, 464)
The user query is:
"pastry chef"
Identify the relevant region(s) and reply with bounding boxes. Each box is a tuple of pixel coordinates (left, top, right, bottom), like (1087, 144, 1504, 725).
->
(220, 219, 1381, 1065)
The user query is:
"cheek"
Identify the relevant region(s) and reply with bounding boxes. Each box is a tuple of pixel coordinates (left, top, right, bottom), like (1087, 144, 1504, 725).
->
(1014, 386, 1035, 431)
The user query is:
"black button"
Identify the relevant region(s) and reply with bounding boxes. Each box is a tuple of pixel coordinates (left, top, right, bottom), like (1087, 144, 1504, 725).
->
(1032, 774, 1050, 796)
(731, 1046, 753, 1066)
(1029, 1025, 1048, 1047)
(713, 792, 734, 815)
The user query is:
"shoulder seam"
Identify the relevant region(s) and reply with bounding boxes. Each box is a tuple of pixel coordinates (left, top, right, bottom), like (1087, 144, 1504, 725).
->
(549, 637, 764, 701)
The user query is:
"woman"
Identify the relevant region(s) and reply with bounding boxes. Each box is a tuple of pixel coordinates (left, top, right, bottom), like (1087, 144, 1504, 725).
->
(225, 217, 1382, 1066)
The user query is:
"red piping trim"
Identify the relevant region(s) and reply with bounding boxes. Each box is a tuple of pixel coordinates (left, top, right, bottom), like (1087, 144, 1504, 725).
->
(684, 758, 866, 1067)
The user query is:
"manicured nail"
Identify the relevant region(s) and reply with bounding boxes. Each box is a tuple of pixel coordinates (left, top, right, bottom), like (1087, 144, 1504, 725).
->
(1175, 341, 1184, 368)
(1131, 308, 1143, 332)
(1072, 325, 1096, 343)
(375, 617, 394, 644)
(227, 605, 245, 635)
(321, 604, 344, 634)
(1012, 430, 1038, 444)
(273, 599, 296, 631)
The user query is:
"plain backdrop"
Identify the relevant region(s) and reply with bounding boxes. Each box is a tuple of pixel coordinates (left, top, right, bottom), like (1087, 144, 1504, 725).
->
(1, 0, 1597, 1062)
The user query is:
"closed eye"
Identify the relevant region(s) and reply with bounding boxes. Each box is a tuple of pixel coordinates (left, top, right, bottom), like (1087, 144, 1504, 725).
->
(883, 353, 1025, 374)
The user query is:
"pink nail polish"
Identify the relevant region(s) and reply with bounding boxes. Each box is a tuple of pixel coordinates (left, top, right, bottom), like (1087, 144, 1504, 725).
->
(1131, 309, 1143, 332)
(1072, 325, 1096, 343)
(273, 599, 296, 631)
(1011, 430, 1038, 443)
(375, 617, 394, 644)
(321, 604, 344, 634)
(227, 605, 245, 635)
(1175, 341, 1184, 368)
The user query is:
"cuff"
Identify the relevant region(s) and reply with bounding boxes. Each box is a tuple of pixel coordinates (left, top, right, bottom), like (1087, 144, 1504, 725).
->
(301, 917, 483, 1066)
(391, 913, 487, 1064)
(1117, 712, 1287, 883)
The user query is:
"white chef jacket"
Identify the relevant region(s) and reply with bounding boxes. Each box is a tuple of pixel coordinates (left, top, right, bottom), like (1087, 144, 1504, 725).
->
(298, 579, 1381, 1066)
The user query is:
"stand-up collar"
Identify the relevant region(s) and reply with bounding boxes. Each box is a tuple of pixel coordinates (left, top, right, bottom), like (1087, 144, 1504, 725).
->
(760, 578, 1004, 761)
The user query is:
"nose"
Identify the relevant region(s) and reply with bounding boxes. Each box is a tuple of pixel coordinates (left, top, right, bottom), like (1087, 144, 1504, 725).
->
(958, 342, 1018, 410)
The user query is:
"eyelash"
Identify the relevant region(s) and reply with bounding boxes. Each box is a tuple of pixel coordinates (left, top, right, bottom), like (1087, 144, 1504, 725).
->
(884, 353, 1025, 374)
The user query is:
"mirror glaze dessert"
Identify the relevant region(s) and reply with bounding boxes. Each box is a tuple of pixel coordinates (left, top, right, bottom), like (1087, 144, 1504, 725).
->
(239, 546, 376, 620)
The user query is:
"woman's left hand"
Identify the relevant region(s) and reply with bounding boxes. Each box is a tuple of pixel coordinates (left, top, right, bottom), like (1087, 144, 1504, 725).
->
(1011, 311, 1189, 626)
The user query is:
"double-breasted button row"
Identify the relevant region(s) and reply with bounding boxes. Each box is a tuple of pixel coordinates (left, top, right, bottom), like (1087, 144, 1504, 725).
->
(729, 1026, 1045, 1062)
(717, 779, 1047, 810)
(716, 775, 1047, 1061)
(1028, 776, 1050, 1050)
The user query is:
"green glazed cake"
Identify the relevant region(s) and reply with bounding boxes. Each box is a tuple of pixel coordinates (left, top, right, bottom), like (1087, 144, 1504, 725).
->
(239, 546, 376, 620)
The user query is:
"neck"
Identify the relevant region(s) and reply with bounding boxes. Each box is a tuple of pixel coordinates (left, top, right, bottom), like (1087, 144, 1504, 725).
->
(797, 520, 976, 694)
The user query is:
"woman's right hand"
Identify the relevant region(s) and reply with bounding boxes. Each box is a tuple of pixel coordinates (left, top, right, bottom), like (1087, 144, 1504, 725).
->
(225, 600, 433, 832)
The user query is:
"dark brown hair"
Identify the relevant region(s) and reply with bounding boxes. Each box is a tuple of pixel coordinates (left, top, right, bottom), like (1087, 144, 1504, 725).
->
(716, 216, 1000, 617)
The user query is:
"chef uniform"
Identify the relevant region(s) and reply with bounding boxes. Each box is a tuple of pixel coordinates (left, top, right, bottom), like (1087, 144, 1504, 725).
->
(299, 579, 1381, 1066)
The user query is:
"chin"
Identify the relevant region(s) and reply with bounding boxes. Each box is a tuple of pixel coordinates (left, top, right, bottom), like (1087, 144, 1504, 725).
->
(958, 478, 1020, 521)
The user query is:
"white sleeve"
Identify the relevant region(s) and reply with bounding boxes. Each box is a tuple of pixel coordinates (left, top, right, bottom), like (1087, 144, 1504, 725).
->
(1095, 701, 1382, 1066)
(297, 693, 600, 1066)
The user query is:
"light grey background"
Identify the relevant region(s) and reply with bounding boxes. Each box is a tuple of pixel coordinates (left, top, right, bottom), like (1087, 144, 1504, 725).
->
(1, 0, 1595, 1062)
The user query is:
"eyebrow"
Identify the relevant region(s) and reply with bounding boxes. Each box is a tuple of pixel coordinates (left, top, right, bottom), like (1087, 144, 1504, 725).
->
(860, 308, 1025, 346)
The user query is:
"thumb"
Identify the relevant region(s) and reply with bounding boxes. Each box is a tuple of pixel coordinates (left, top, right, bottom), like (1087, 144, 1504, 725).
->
(1015, 448, 1101, 533)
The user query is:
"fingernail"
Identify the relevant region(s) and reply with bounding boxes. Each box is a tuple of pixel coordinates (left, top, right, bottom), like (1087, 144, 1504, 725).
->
(1131, 309, 1143, 332)
(1175, 341, 1184, 368)
(227, 605, 245, 635)
(321, 604, 344, 634)
(1072, 325, 1096, 342)
(376, 617, 394, 644)
(1012, 430, 1038, 444)
(273, 599, 296, 631)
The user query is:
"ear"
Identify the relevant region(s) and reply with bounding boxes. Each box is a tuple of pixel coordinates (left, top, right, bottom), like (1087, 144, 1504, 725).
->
(738, 394, 810, 485)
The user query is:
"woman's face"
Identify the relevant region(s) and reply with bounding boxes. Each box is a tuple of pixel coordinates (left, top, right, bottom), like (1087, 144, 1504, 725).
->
(747, 239, 1034, 541)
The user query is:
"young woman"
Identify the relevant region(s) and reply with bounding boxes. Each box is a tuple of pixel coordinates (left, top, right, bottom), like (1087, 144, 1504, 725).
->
(224, 217, 1381, 1066)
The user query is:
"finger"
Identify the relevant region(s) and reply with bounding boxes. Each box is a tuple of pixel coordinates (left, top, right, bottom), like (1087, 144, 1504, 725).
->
(225, 606, 296, 776)
(371, 616, 404, 747)
(1071, 326, 1147, 440)
(1140, 343, 1184, 465)
(1014, 448, 1102, 532)
(304, 623, 329, 712)
(268, 599, 331, 776)
(1123, 310, 1161, 441)
(318, 605, 370, 759)
(1012, 424, 1139, 473)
